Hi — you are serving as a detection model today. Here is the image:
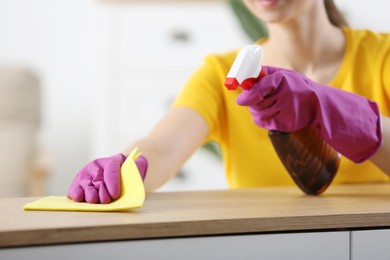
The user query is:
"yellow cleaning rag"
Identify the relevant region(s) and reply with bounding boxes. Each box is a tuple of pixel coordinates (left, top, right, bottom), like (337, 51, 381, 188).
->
(23, 148, 145, 212)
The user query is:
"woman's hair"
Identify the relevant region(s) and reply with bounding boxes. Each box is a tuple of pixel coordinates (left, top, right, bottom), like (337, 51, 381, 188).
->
(324, 0, 348, 27)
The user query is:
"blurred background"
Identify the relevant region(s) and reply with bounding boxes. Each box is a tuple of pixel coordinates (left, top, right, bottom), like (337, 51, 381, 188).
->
(0, 0, 389, 197)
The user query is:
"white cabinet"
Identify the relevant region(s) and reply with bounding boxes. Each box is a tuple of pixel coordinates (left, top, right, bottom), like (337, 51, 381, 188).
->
(94, 2, 250, 191)
(0, 231, 349, 260)
(351, 229, 390, 260)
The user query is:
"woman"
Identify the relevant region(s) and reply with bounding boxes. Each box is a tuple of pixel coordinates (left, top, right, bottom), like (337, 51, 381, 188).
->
(68, 0, 390, 204)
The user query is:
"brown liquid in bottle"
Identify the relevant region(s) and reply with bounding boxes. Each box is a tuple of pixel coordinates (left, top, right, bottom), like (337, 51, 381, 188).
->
(268, 126, 341, 195)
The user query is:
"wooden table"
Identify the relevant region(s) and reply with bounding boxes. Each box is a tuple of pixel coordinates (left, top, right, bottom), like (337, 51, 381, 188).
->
(1, 183, 390, 259)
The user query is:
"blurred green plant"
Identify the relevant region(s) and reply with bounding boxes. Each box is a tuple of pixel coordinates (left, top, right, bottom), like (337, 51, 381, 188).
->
(202, 141, 221, 159)
(228, 0, 268, 41)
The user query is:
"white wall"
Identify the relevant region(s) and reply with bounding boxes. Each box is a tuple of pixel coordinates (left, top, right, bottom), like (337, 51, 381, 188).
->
(0, 0, 389, 195)
(0, 0, 108, 195)
(335, 0, 390, 32)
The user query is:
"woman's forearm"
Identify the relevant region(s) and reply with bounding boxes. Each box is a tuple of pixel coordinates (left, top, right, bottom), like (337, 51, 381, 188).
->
(122, 107, 209, 191)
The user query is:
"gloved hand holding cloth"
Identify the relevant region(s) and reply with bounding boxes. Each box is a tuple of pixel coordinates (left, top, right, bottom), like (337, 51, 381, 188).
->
(67, 153, 148, 204)
(236, 66, 382, 163)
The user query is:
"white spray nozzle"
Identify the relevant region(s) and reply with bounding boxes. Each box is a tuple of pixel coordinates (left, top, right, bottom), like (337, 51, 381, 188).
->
(225, 45, 265, 90)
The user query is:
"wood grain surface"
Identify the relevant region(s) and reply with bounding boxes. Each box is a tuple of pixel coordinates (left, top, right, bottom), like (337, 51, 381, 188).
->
(1, 183, 390, 248)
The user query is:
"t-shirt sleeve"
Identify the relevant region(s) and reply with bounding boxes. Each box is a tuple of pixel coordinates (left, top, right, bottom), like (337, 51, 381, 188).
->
(171, 55, 226, 142)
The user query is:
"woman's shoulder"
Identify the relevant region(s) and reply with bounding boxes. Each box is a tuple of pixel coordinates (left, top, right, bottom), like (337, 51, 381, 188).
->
(344, 27, 390, 50)
(339, 27, 390, 97)
(342, 27, 390, 70)
(204, 49, 239, 66)
(196, 48, 241, 77)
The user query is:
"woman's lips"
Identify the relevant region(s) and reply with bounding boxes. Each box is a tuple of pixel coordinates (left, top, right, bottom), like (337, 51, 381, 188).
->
(256, 0, 280, 8)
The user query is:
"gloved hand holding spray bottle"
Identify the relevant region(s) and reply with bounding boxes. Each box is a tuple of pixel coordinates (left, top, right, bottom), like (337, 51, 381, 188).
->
(225, 45, 382, 195)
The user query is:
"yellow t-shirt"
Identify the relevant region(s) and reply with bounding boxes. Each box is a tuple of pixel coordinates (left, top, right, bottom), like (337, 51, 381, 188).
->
(172, 27, 390, 188)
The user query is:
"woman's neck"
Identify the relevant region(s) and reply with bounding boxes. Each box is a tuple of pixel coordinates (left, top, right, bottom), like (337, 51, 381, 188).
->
(261, 4, 345, 84)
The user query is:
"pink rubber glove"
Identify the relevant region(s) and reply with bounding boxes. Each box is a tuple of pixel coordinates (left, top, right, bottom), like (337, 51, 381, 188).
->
(236, 66, 382, 163)
(67, 154, 148, 204)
